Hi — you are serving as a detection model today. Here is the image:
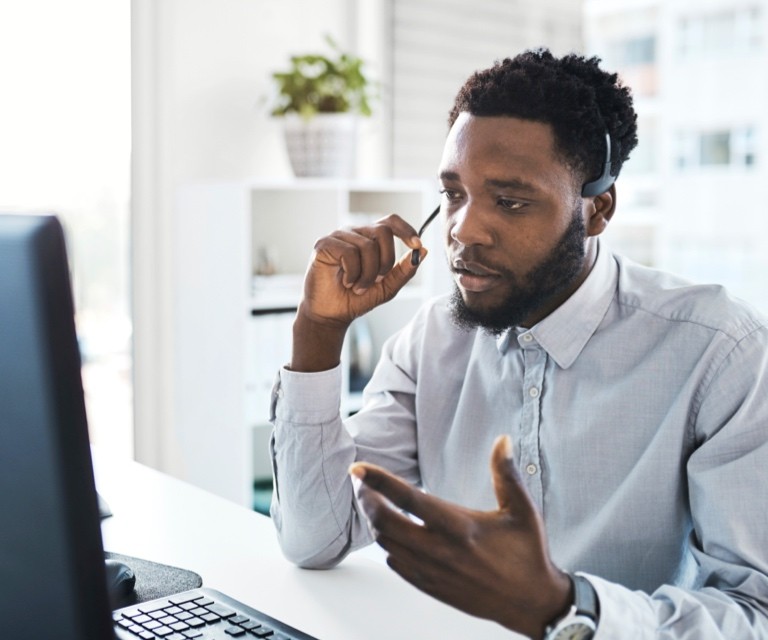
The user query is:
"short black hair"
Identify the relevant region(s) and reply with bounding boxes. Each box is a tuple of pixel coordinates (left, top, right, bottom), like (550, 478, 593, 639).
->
(449, 48, 638, 187)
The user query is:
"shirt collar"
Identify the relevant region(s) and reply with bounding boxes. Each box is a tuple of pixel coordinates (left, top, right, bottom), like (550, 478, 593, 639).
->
(497, 240, 618, 369)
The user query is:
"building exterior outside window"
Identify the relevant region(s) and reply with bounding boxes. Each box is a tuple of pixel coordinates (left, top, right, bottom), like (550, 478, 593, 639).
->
(584, 0, 768, 313)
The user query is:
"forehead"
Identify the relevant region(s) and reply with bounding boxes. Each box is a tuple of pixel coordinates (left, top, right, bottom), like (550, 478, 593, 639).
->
(439, 113, 574, 191)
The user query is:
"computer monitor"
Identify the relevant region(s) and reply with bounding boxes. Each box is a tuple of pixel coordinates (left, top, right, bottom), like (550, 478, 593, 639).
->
(0, 214, 114, 639)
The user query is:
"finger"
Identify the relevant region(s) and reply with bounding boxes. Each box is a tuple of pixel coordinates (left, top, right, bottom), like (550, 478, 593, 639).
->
(314, 230, 381, 291)
(355, 481, 423, 540)
(350, 462, 460, 534)
(376, 247, 427, 303)
(490, 435, 537, 516)
(374, 213, 422, 251)
(368, 223, 397, 279)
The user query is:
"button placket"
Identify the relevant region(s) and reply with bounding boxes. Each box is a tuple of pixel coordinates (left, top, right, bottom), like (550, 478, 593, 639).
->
(518, 343, 545, 509)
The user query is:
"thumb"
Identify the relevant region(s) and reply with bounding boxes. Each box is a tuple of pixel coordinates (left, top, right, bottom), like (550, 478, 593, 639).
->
(378, 247, 427, 301)
(490, 435, 535, 514)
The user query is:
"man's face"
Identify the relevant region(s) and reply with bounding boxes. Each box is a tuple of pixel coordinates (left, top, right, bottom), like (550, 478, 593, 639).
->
(438, 113, 594, 334)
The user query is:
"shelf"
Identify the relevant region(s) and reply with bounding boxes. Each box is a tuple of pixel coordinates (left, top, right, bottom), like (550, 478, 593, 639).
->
(174, 178, 439, 508)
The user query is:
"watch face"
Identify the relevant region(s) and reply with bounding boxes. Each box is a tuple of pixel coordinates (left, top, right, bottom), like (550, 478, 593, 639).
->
(554, 620, 595, 640)
(551, 616, 596, 640)
(557, 623, 595, 640)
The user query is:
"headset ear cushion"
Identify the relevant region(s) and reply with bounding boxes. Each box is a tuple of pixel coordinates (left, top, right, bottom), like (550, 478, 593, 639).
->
(581, 132, 615, 197)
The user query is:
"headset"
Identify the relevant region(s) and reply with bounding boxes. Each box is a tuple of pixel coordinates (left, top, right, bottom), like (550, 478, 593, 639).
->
(581, 131, 615, 197)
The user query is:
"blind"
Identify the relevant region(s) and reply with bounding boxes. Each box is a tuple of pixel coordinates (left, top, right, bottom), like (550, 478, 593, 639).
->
(391, 0, 585, 178)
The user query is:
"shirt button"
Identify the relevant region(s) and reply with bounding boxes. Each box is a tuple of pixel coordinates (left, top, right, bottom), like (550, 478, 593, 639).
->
(525, 464, 537, 475)
(522, 333, 533, 343)
(529, 387, 540, 398)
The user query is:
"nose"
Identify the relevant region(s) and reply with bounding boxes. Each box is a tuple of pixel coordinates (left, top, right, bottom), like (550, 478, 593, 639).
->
(448, 201, 494, 247)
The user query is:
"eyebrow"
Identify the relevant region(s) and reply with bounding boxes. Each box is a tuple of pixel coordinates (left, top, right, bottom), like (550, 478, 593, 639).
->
(438, 171, 539, 194)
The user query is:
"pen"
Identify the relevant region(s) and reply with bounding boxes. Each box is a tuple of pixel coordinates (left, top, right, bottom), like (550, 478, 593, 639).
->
(411, 205, 441, 266)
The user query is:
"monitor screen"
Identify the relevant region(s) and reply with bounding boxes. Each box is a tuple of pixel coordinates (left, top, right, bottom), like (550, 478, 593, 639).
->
(0, 214, 113, 639)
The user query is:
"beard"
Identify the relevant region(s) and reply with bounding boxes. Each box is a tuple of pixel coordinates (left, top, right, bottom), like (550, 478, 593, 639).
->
(449, 208, 587, 336)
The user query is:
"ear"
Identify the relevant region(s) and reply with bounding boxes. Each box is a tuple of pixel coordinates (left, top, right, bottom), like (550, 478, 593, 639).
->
(585, 184, 616, 237)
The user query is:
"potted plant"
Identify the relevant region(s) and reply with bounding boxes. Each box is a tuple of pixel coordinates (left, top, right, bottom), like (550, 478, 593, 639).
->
(270, 36, 374, 178)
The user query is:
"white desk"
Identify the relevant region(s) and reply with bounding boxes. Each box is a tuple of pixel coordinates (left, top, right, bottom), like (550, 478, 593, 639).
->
(94, 453, 519, 640)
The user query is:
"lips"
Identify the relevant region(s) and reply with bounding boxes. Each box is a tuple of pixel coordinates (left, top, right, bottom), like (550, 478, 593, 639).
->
(452, 258, 501, 293)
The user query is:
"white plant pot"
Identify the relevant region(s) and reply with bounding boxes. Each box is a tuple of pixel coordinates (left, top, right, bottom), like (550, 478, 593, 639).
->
(281, 113, 358, 178)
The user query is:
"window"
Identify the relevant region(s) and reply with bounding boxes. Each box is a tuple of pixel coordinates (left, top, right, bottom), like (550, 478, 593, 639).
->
(700, 132, 731, 166)
(679, 5, 764, 57)
(622, 117, 657, 175)
(0, 1, 132, 456)
(676, 127, 757, 169)
(609, 35, 657, 66)
(604, 35, 658, 96)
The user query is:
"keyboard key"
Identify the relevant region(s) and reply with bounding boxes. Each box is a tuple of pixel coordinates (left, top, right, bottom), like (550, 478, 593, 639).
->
(167, 634, 186, 640)
(151, 611, 169, 620)
(175, 611, 193, 621)
(165, 606, 184, 615)
(144, 620, 162, 630)
(230, 615, 250, 625)
(154, 627, 174, 637)
(122, 609, 146, 620)
(190, 607, 208, 617)
(240, 621, 261, 631)
(128, 624, 145, 634)
(252, 627, 274, 638)
(169, 593, 202, 605)
(140, 601, 170, 614)
(186, 617, 205, 628)
(206, 604, 237, 618)
(117, 618, 134, 629)
(170, 622, 190, 632)
(194, 598, 215, 606)
(225, 627, 246, 637)
(201, 613, 220, 623)
(138, 632, 156, 640)
(134, 615, 152, 625)
(180, 602, 199, 611)
(182, 631, 203, 639)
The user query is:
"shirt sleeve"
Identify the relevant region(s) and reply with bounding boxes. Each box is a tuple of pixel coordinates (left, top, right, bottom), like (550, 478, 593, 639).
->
(269, 320, 422, 569)
(268, 364, 370, 568)
(587, 325, 768, 639)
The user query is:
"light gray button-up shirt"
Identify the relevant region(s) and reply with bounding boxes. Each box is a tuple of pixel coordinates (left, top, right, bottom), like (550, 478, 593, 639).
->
(270, 246, 768, 638)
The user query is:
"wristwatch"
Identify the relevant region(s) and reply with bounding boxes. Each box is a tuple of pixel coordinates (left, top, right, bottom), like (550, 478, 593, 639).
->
(543, 574, 598, 640)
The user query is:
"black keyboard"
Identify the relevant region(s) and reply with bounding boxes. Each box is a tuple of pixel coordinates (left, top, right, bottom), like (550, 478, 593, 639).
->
(113, 587, 318, 640)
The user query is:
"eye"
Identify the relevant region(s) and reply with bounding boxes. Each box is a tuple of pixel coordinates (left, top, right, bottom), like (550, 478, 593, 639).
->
(497, 197, 526, 212)
(439, 188, 462, 203)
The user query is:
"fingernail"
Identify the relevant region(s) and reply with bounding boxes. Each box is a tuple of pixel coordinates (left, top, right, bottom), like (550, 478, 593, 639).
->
(499, 435, 513, 459)
(349, 463, 366, 479)
(353, 287, 367, 295)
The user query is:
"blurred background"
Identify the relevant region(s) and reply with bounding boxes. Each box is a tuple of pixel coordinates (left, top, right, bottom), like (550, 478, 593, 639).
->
(1, 0, 766, 508)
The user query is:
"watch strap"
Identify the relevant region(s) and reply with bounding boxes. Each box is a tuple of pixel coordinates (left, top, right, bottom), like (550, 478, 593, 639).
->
(543, 574, 599, 640)
(572, 574, 599, 620)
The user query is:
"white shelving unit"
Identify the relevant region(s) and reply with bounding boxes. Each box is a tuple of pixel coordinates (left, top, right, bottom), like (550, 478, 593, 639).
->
(173, 179, 442, 508)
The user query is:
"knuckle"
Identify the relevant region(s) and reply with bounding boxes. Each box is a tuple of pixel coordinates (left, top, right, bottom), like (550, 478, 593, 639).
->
(377, 213, 400, 226)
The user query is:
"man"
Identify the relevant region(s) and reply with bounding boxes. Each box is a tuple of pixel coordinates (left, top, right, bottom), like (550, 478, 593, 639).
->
(269, 49, 768, 639)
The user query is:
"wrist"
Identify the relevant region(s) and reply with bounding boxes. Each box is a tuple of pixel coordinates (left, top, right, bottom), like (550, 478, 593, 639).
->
(290, 308, 349, 373)
(542, 574, 599, 640)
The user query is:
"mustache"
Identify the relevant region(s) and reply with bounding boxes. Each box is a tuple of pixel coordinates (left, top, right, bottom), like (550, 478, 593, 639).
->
(449, 247, 511, 277)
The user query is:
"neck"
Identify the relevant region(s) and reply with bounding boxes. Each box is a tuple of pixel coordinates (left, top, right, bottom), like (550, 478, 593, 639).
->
(520, 238, 599, 329)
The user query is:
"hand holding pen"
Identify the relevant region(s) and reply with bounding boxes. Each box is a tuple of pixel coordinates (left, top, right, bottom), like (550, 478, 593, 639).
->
(291, 212, 431, 373)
